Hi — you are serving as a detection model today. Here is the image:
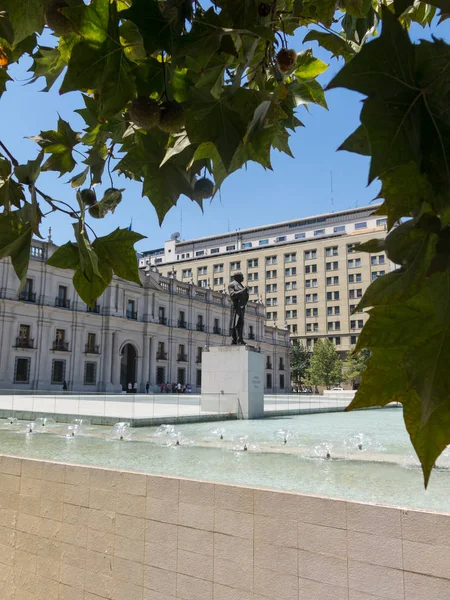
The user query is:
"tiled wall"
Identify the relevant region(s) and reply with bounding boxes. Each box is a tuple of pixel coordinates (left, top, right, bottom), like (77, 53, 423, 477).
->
(0, 454, 449, 600)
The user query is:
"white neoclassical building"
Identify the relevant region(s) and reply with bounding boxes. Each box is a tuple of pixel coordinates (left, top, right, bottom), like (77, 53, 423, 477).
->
(0, 240, 290, 393)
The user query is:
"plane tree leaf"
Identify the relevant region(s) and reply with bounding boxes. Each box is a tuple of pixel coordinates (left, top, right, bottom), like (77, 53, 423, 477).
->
(30, 118, 80, 176)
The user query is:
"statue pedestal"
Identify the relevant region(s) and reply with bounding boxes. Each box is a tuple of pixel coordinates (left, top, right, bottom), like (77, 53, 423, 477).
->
(201, 345, 264, 419)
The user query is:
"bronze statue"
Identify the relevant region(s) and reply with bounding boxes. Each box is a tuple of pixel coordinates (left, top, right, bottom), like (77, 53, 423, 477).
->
(228, 272, 249, 345)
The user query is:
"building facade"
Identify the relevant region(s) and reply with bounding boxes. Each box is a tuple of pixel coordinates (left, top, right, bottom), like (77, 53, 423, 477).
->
(0, 241, 290, 393)
(140, 206, 392, 352)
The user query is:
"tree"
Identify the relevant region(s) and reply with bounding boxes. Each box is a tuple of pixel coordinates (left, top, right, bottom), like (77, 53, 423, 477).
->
(290, 341, 311, 389)
(306, 339, 342, 390)
(0, 0, 449, 483)
(343, 348, 370, 389)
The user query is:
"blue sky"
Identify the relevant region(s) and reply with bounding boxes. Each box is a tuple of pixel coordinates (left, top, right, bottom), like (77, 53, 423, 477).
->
(1, 18, 449, 252)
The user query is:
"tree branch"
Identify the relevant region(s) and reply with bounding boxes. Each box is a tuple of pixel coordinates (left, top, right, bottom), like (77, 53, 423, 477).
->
(0, 140, 19, 166)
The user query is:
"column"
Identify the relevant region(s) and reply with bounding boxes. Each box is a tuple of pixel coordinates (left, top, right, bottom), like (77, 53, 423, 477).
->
(35, 318, 52, 389)
(110, 330, 121, 391)
(140, 334, 151, 392)
(100, 329, 114, 391)
(0, 317, 14, 387)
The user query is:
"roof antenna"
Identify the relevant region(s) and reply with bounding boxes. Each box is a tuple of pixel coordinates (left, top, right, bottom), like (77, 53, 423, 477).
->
(330, 171, 335, 213)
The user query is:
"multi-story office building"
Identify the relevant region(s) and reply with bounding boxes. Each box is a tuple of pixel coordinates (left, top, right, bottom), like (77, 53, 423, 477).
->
(0, 240, 290, 392)
(140, 206, 391, 352)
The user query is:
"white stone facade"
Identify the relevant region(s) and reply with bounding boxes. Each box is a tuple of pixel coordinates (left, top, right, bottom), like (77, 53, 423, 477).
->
(0, 241, 290, 393)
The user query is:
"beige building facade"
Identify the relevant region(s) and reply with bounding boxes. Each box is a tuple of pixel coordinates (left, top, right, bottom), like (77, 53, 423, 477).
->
(0, 241, 290, 393)
(140, 206, 391, 352)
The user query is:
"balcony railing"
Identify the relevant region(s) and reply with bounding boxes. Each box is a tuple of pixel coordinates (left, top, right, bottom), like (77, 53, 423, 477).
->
(279, 364, 285, 371)
(213, 327, 221, 335)
(87, 304, 100, 314)
(196, 323, 205, 332)
(53, 341, 69, 351)
(156, 352, 167, 360)
(177, 354, 188, 362)
(248, 332, 255, 340)
(266, 362, 273, 370)
(196, 358, 202, 364)
(127, 310, 137, 320)
(85, 344, 100, 354)
(159, 316, 167, 325)
(178, 320, 187, 328)
(55, 297, 70, 309)
(15, 337, 34, 349)
(19, 291, 36, 303)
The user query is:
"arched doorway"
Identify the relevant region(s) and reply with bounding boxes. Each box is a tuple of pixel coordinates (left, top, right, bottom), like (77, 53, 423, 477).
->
(120, 344, 137, 391)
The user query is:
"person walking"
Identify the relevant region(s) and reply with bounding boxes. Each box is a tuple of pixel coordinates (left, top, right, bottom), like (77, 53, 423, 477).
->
(62, 380, 68, 391)
(146, 381, 150, 394)
(133, 382, 138, 394)
(127, 382, 132, 394)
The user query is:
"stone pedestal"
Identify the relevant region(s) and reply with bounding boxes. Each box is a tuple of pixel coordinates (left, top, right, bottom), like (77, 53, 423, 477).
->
(201, 345, 264, 419)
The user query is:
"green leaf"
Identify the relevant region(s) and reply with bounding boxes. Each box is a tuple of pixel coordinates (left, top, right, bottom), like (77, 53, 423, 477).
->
(0, 209, 33, 289)
(0, 68, 12, 96)
(30, 117, 80, 176)
(358, 219, 438, 309)
(338, 125, 370, 156)
(61, 0, 136, 118)
(120, 0, 172, 55)
(4, 0, 45, 44)
(348, 270, 450, 485)
(46, 242, 80, 270)
(68, 167, 89, 188)
(185, 89, 247, 170)
(84, 143, 107, 185)
(93, 228, 145, 285)
(119, 20, 146, 62)
(28, 46, 66, 91)
(161, 132, 191, 167)
(357, 238, 385, 253)
(286, 79, 327, 109)
(303, 30, 356, 61)
(244, 100, 271, 144)
(0, 157, 25, 208)
(14, 152, 43, 184)
(294, 49, 328, 80)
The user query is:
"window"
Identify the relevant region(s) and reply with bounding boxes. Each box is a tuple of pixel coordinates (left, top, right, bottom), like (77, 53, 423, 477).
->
(158, 306, 166, 324)
(348, 273, 362, 283)
(314, 229, 325, 236)
(333, 226, 345, 233)
(178, 344, 187, 361)
(198, 279, 207, 287)
(182, 269, 192, 278)
(155, 258, 162, 263)
(284, 253, 296, 263)
(280, 374, 285, 389)
(178, 311, 186, 327)
(52, 359, 66, 384)
(214, 264, 224, 273)
(266, 373, 273, 389)
(326, 261, 339, 271)
(372, 271, 385, 280)
(287, 295, 297, 304)
(285, 267, 297, 277)
(348, 258, 361, 268)
(295, 232, 305, 239)
(304, 250, 317, 260)
(249, 286, 259, 294)
(248, 273, 258, 281)
(84, 362, 97, 385)
(306, 307, 319, 317)
(305, 264, 317, 274)
(195, 347, 202, 364)
(157, 341, 166, 359)
(376, 218, 388, 227)
(266, 284, 277, 293)
(230, 261, 241, 270)
(347, 243, 360, 253)
(248, 259, 259, 268)
(327, 291, 340, 301)
(350, 320, 364, 330)
(156, 367, 165, 385)
(266, 270, 277, 279)
(211, 248, 219, 254)
(349, 304, 356, 312)
(259, 239, 269, 246)
(305, 293, 318, 303)
(242, 242, 252, 249)
(351, 335, 358, 345)
(195, 250, 205, 257)
(355, 222, 367, 230)
(198, 266, 207, 275)
(19, 278, 35, 302)
(14, 357, 30, 383)
(197, 315, 204, 331)
(326, 246, 338, 257)
(56, 285, 69, 308)
(349, 289, 363, 299)
(214, 277, 224, 286)
(276, 236, 286, 242)
(177, 368, 186, 385)
(55, 329, 66, 348)
(292, 324, 298, 333)
(327, 306, 340, 316)
(285, 281, 297, 290)
(326, 276, 339, 285)
(196, 369, 202, 387)
(86, 332, 96, 352)
(306, 338, 312, 348)
(305, 279, 318, 288)
(226, 245, 236, 251)
(266, 311, 278, 320)
(266, 256, 277, 265)
(19, 324, 30, 342)
(371, 254, 386, 265)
